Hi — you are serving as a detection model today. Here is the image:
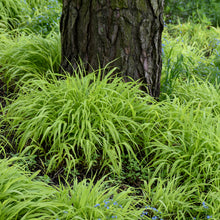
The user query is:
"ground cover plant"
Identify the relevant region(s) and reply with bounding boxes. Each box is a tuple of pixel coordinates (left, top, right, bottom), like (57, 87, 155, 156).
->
(2, 68, 155, 176)
(0, 157, 149, 220)
(0, 0, 220, 219)
(0, 33, 60, 91)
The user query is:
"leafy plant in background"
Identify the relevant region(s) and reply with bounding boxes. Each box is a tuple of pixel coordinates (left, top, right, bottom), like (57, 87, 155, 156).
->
(193, 62, 220, 86)
(21, 0, 62, 36)
(161, 22, 220, 97)
(111, 154, 149, 187)
(0, 0, 24, 30)
(164, 0, 220, 26)
(161, 53, 189, 96)
(0, 0, 61, 36)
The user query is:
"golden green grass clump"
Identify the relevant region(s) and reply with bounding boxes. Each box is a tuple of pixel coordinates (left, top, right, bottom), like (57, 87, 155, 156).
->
(0, 158, 146, 220)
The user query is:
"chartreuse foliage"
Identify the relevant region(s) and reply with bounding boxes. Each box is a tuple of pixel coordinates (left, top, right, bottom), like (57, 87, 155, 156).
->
(2, 67, 155, 175)
(161, 22, 220, 96)
(0, 0, 24, 31)
(0, 32, 60, 90)
(1, 72, 220, 219)
(0, 158, 146, 220)
(109, 77, 220, 219)
(0, 0, 220, 219)
(0, 0, 61, 35)
(140, 78, 220, 219)
(0, 0, 61, 90)
(0, 157, 65, 220)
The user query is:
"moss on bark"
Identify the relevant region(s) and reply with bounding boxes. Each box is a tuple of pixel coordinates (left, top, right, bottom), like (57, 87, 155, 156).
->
(110, 0, 128, 9)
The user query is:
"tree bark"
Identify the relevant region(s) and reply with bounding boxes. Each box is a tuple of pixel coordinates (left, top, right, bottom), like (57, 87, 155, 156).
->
(60, 0, 164, 97)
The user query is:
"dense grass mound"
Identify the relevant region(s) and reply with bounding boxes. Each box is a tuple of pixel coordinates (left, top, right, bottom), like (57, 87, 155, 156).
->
(0, 157, 67, 220)
(0, 158, 146, 220)
(0, 32, 60, 90)
(1, 70, 220, 219)
(139, 79, 220, 218)
(2, 67, 155, 175)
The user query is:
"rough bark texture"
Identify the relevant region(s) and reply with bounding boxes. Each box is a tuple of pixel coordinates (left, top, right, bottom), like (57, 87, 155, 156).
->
(60, 0, 164, 97)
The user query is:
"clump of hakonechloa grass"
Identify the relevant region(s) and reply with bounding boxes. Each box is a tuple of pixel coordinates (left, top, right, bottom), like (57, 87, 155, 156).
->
(2, 66, 155, 175)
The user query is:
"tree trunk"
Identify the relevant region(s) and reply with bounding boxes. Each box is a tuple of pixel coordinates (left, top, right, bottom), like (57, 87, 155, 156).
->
(60, 0, 164, 97)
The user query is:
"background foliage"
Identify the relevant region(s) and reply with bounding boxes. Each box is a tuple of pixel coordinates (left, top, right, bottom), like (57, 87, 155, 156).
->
(164, 0, 220, 26)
